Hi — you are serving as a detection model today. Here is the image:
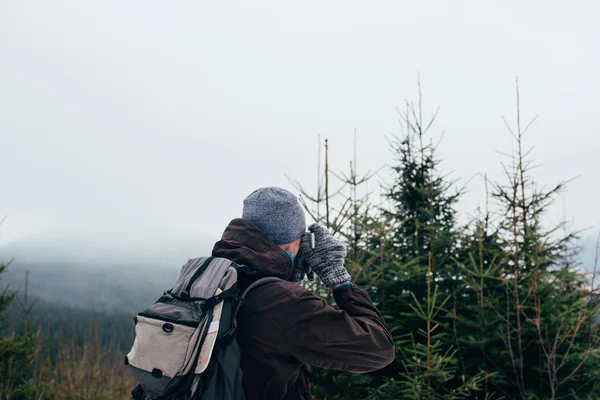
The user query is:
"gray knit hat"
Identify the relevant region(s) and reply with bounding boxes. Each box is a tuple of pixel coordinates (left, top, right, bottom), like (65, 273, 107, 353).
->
(242, 187, 306, 245)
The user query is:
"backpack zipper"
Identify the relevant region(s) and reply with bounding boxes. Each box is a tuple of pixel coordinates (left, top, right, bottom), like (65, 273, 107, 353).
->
(137, 312, 201, 328)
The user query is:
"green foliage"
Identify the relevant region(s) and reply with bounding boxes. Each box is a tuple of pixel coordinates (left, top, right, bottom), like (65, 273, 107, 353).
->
(295, 82, 599, 399)
(0, 265, 16, 329)
(0, 263, 38, 399)
(1, 83, 599, 399)
(3, 298, 134, 361)
(306, 367, 374, 400)
(0, 262, 136, 400)
(387, 252, 489, 400)
(0, 331, 38, 399)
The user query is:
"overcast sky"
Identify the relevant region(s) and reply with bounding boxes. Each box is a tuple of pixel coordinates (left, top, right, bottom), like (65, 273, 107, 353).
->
(0, 1, 598, 264)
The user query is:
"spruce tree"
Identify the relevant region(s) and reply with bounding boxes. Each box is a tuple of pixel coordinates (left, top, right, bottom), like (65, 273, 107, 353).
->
(382, 89, 464, 340)
(457, 80, 600, 399)
(362, 84, 484, 399)
(0, 265, 40, 399)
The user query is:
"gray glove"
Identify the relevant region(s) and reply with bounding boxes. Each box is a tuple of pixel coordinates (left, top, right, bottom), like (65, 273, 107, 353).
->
(291, 251, 314, 283)
(297, 223, 350, 287)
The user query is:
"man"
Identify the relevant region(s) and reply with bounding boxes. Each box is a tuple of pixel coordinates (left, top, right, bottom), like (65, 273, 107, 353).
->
(212, 187, 395, 400)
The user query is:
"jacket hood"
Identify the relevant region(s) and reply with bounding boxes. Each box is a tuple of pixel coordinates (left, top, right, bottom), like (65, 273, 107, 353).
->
(212, 218, 293, 280)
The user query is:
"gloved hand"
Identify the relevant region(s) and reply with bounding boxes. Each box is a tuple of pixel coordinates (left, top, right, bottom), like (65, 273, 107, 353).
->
(297, 223, 350, 287)
(291, 254, 314, 283)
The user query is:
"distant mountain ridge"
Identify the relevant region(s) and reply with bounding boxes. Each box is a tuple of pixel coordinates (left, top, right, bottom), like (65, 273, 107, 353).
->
(0, 232, 217, 313)
(1, 233, 598, 313)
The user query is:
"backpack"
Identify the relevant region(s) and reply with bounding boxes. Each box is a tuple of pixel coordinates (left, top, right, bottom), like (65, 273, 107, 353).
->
(125, 256, 281, 400)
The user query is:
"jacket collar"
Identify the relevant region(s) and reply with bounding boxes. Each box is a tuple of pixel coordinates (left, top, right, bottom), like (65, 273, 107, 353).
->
(211, 218, 293, 280)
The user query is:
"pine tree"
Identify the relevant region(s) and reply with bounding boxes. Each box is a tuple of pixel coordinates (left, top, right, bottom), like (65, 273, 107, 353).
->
(457, 80, 600, 399)
(453, 210, 506, 399)
(361, 83, 484, 399)
(290, 82, 600, 399)
(382, 85, 464, 342)
(368, 252, 488, 400)
(0, 265, 40, 399)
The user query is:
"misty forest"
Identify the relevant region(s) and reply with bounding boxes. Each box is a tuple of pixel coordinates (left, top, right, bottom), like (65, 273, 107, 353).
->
(1, 84, 599, 400)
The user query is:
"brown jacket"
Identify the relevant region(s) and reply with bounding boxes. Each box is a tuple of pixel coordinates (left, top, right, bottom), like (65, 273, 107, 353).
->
(212, 219, 395, 400)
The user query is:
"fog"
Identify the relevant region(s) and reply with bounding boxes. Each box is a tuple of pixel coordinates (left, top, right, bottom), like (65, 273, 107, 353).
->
(1, 1, 599, 270)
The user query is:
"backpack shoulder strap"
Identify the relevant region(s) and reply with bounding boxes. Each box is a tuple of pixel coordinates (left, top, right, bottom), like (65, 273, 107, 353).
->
(233, 277, 283, 318)
(240, 277, 283, 299)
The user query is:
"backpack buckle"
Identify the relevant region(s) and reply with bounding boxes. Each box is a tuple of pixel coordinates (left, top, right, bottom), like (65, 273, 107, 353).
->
(131, 385, 147, 400)
(215, 327, 237, 351)
(200, 293, 222, 312)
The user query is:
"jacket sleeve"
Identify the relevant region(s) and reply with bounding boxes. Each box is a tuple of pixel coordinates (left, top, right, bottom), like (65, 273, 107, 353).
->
(275, 283, 396, 373)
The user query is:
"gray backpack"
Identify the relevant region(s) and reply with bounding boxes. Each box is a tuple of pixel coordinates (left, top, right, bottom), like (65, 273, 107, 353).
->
(125, 256, 280, 400)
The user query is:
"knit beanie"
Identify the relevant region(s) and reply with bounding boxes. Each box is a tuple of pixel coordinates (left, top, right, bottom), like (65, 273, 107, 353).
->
(242, 187, 306, 245)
